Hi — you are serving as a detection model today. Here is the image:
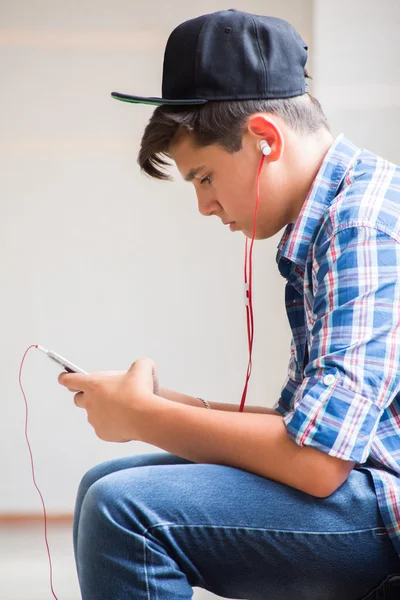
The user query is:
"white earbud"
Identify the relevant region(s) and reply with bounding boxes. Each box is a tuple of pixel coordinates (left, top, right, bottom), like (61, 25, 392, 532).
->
(259, 140, 272, 156)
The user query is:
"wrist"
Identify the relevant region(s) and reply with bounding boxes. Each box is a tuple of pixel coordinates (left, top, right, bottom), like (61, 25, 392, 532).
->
(133, 392, 170, 442)
(159, 387, 205, 408)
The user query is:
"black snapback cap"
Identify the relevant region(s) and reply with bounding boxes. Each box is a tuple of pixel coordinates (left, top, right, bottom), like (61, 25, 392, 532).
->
(111, 9, 309, 106)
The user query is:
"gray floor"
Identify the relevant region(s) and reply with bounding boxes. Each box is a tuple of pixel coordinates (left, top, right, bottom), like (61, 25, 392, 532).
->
(0, 523, 80, 600)
(0, 523, 221, 599)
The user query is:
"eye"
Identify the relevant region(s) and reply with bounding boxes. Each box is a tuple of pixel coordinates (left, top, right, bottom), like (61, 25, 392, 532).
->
(200, 174, 212, 185)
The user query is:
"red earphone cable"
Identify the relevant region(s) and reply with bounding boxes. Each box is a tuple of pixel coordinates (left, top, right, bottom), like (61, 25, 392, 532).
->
(19, 344, 60, 599)
(239, 154, 265, 412)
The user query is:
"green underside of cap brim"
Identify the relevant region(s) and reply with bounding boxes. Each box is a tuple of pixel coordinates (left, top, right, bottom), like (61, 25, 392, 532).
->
(112, 96, 163, 106)
(111, 92, 208, 106)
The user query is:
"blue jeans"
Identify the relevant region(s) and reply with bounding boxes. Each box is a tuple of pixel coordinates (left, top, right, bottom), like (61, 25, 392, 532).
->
(73, 452, 400, 599)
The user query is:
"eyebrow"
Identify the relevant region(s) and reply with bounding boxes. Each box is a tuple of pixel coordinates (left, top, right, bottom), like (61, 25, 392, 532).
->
(184, 166, 206, 182)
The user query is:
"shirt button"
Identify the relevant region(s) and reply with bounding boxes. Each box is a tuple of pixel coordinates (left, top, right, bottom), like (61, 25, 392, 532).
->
(323, 374, 336, 386)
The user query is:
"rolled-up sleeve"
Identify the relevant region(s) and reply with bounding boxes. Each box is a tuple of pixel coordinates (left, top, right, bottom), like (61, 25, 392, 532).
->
(283, 226, 400, 464)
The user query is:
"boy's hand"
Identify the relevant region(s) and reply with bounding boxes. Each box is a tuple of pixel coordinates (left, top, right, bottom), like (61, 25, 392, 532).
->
(58, 358, 160, 442)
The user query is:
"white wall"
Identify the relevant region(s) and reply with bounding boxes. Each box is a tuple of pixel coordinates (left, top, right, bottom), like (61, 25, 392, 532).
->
(313, 0, 400, 165)
(0, 0, 311, 515)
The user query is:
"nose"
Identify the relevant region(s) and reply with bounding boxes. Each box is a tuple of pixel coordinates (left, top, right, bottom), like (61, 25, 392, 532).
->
(196, 189, 219, 217)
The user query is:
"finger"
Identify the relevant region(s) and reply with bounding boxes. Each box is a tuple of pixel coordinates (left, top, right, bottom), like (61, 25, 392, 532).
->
(74, 392, 85, 408)
(58, 371, 89, 390)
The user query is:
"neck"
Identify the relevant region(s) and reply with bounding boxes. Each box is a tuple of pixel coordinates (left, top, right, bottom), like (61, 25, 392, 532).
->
(288, 128, 335, 223)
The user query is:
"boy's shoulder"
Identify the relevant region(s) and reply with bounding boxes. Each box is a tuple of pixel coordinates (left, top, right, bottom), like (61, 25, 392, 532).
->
(316, 147, 400, 248)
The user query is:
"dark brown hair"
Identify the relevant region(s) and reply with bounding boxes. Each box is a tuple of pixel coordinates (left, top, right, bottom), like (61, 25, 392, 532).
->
(138, 75, 330, 180)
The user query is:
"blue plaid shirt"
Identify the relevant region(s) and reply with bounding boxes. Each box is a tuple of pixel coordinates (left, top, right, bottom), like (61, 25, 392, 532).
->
(273, 133, 400, 556)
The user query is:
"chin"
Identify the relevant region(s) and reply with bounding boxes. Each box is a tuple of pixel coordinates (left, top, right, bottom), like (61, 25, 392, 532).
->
(244, 220, 285, 240)
(243, 228, 270, 241)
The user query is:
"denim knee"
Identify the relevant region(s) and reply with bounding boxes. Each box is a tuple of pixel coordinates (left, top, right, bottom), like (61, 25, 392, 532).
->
(78, 471, 147, 543)
(73, 459, 128, 558)
(76, 461, 113, 509)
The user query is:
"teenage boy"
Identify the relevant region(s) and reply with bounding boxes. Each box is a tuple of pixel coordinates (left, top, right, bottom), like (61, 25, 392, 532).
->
(60, 10, 400, 599)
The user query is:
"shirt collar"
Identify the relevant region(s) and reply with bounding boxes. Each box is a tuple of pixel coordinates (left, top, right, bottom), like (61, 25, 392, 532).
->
(276, 133, 360, 271)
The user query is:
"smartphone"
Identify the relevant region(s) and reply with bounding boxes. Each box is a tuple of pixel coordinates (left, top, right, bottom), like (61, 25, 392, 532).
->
(36, 345, 88, 374)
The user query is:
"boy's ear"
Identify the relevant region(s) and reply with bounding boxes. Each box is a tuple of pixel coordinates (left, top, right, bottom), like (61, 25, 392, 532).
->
(247, 114, 284, 162)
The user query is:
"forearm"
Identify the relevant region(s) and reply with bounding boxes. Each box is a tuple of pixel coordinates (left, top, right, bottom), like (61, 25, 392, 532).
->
(159, 387, 281, 415)
(135, 393, 341, 498)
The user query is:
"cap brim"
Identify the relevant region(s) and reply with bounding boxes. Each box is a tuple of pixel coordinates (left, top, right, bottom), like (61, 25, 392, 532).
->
(111, 92, 208, 106)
